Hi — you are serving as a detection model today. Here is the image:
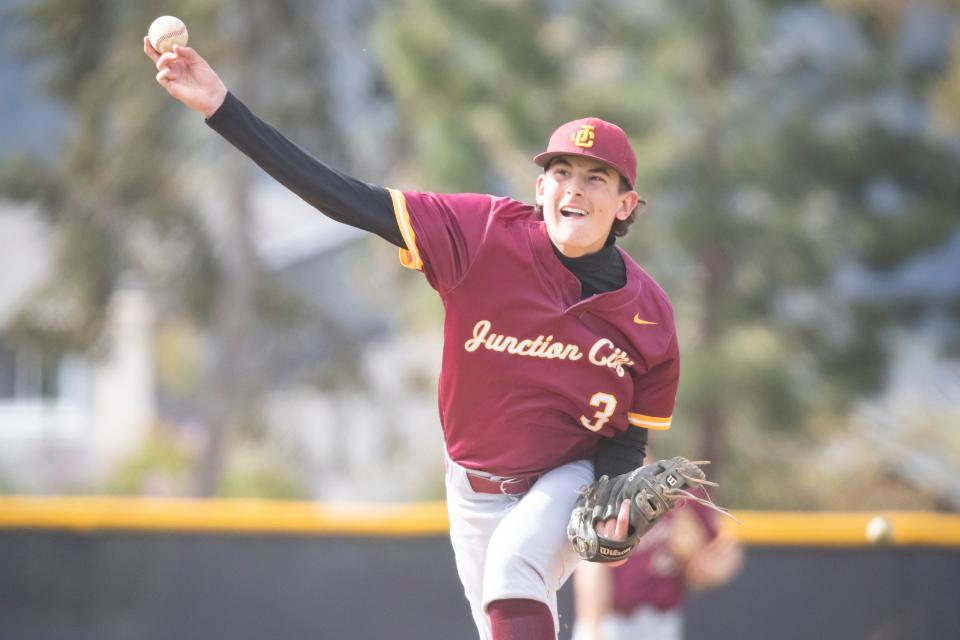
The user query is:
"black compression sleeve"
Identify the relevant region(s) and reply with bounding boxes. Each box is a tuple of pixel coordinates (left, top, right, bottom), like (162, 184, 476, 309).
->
(594, 427, 648, 479)
(205, 91, 404, 248)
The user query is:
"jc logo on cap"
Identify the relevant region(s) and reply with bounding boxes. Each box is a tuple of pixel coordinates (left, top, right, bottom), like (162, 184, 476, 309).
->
(570, 124, 596, 148)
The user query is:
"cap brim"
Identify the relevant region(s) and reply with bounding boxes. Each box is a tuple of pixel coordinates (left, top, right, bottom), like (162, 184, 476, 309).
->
(533, 150, 586, 168)
(533, 151, 634, 189)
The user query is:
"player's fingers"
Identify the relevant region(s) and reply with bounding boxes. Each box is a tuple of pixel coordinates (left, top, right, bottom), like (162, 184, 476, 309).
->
(614, 499, 631, 540)
(594, 516, 614, 537)
(172, 44, 198, 60)
(155, 51, 179, 71)
(156, 68, 175, 84)
(143, 36, 160, 63)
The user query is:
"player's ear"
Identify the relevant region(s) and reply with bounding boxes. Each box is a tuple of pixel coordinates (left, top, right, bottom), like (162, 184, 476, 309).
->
(535, 174, 546, 207)
(617, 191, 643, 220)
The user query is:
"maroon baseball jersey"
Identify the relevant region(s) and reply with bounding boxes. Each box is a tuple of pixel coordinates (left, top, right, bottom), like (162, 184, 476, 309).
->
(388, 189, 679, 477)
(610, 499, 720, 613)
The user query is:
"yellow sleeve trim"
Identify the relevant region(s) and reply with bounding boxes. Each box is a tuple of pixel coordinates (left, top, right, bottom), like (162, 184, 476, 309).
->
(628, 412, 672, 430)
(387, 188, 423, 271)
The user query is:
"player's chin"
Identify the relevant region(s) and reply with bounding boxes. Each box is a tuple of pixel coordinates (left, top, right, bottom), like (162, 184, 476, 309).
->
(557, 231, 600, 252)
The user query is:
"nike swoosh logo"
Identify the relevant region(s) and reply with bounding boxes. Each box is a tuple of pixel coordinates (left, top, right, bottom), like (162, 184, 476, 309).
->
(633, 314, 657, 325)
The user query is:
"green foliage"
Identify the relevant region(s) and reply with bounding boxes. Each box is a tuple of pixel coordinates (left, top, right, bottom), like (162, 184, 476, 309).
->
(933, 26, 960, 130)
(102, 427, 306, 499)
(217, 446, 307, 499)
(102, 427, 195, 495)
(0, 0, 360, 496)
(1, 0, 224, 348)
(0, 464, 13, 495)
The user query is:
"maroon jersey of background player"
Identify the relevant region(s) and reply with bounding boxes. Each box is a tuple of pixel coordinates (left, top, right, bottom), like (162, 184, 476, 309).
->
(610, 498, 721, 614)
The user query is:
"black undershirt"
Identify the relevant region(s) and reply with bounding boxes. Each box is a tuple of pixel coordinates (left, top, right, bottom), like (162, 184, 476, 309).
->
(206, 91, 646, 479)
(553, 236, 623, 299)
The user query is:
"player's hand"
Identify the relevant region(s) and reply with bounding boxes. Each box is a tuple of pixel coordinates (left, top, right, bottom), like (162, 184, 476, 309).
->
(144, 38, 227, 119)
(594, 499, 631, 567)
(668, 508, 707, 562)
(685, 535, 744, 590)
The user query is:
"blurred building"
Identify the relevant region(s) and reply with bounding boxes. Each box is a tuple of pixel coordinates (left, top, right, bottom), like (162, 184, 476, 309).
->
(0, 207, 153, 487)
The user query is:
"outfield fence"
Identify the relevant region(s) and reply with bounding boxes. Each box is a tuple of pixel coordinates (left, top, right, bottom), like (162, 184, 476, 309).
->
(0, 498, 957, 640)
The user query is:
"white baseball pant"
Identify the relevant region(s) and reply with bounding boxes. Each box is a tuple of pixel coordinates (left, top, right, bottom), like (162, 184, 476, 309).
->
(445, 454, 594, 639)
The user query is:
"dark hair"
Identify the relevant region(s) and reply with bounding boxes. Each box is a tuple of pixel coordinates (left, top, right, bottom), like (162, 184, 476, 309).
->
(535, 161, 639, 238)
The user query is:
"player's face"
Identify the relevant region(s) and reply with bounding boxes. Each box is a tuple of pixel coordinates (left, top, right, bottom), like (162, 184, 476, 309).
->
(536, 156, 639, 258)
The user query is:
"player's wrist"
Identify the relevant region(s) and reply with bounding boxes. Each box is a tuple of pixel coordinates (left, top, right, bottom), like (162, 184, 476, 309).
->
(201, 84, 228, 119)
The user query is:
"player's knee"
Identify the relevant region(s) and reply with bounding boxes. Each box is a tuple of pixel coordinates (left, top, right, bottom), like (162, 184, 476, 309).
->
(485, 551, 539, 584)
(483, 538, 550, 600)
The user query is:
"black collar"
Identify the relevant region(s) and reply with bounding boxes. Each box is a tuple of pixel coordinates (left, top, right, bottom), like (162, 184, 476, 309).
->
(551, 234, 618, 269)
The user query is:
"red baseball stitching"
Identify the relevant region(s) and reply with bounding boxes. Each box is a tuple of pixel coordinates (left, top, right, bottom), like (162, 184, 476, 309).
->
(155, 26, 186, 49)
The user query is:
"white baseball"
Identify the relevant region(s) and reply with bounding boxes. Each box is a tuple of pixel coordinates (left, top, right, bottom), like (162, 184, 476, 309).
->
(865, 515, 893, 544)
(148, 15, 188, 54)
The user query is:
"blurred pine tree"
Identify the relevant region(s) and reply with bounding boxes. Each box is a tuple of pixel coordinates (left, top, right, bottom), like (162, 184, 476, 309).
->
(0, 0, 362, 496)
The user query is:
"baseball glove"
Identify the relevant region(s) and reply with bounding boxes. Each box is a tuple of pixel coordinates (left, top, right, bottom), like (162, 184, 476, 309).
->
(567, 457, 730, 563)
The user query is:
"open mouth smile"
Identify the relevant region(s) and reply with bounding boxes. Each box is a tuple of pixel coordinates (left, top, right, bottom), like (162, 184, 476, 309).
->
(560, 206, 588, 218)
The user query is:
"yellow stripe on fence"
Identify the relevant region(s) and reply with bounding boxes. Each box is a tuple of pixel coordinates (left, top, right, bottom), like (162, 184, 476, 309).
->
(0, 497, 449, 536)
(721, 511, 960, 547)
(1, 498, 959, 546)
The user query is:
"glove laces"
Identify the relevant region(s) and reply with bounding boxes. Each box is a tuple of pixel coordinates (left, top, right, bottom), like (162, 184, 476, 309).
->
(668, 461, 741, 524)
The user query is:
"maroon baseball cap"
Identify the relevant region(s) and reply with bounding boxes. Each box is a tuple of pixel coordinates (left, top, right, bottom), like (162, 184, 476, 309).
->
(533, 117, 637, 189)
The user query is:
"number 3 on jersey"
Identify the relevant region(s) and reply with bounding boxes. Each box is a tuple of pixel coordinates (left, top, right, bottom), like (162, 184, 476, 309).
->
(580, 392, 617, 432)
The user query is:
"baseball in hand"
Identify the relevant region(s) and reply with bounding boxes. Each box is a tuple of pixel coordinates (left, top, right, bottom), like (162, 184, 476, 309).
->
(148, 15, 188, 54)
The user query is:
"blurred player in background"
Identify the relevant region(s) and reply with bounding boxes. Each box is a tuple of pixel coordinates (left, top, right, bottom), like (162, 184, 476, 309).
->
(146, 37, 677, 640)
(572, 456, 743, 640)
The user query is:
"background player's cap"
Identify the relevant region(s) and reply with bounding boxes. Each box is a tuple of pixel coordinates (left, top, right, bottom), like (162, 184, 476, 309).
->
(533, 117, 637, 189)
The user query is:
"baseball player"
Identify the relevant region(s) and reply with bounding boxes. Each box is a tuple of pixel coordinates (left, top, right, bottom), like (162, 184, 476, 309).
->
(146, 39, 685, 640)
